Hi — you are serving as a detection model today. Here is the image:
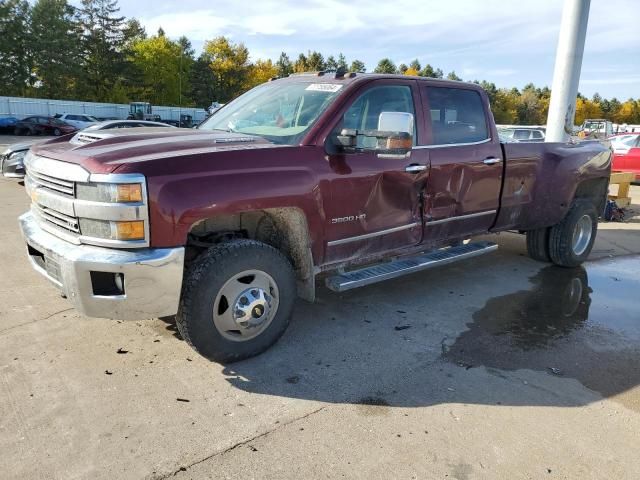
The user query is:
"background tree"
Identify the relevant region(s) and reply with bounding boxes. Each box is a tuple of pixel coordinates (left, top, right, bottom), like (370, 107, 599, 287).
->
(325, 55, 337, 71)
(30, 0, 82, 99)
(78, 0, 127, 101)
(275, 52, 293, 77)
(189, 53, 216, 108)
(374, 58, 397, 74)
(349, 59, 366, 73)
(246, 59, 278, 88)
(201, 36, 250, 103)
(129, 32, 188, 105)
(420, 64, 443, 78)
(0, 0, 32, 96)
(336, 53, 348, 71)
(306, 50, 325, 71)
(491, 88, 519, 124)
(446, 70, 462, 81)
(293, 53, 308, 73)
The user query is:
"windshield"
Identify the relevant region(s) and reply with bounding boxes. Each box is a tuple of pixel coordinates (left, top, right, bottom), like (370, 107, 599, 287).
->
(199, 81, 344, 145)
(584, 122, 605, 131)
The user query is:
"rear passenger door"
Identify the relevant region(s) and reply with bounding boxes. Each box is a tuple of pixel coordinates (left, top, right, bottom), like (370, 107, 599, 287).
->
(420, 85, 503, 242)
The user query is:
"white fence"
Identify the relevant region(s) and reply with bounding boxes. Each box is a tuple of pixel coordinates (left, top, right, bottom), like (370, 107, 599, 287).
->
(0, 96, 208, 122)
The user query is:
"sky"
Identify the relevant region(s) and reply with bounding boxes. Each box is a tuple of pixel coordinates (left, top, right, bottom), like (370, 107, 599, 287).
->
(111, 0, 639, 99)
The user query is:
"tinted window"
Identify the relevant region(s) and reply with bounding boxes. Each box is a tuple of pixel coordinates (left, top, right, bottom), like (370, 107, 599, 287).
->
(531, 130, 543, 139)
(514, 130, 530, 140)
(425, 87, 488, 145)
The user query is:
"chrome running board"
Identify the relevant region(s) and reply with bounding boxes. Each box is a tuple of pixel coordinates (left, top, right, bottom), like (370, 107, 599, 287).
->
(325, 241, 498, 292)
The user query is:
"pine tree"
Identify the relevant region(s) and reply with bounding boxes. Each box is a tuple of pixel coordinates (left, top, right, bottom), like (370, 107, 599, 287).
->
(30, 0, 82, 99)
(275, 52, 293, 77)
(78, 0, 127, 101)
(349, 59, 366, 73)
(374, 58, 397, 74)
(0, 0, 32, 96)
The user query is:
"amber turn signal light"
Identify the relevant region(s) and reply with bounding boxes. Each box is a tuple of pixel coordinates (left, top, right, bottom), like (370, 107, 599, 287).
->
(115, 184, 143, 203)
(386, 136, 412, 150)
(113, 221, 145, 240)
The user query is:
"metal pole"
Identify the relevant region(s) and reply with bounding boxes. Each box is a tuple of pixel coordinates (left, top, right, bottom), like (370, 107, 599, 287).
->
(179, 50, 183, 123)
(545, 0, 591, 143)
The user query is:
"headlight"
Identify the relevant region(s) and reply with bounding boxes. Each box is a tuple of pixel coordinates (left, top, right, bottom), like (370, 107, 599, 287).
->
(9, 150, 27, 162)
(76, 182, 143, 203)
(79, 219, 145, 241)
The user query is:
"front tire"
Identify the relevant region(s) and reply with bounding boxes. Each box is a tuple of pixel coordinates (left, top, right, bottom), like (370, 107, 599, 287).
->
(176, 239, 296, 363)
(548, 199, 598, 267)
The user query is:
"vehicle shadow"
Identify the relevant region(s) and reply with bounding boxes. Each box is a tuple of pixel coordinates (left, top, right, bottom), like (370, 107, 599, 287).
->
(218, 255, 640, 409)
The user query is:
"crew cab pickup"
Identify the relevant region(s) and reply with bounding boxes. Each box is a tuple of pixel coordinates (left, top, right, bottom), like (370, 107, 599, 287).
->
(19, 73, 612, 362)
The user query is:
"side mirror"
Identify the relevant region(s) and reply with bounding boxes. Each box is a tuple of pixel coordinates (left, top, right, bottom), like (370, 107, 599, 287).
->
(335, 112, 414, 158)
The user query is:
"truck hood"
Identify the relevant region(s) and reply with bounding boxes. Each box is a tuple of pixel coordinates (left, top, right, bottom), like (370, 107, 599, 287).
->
(30, 128, 278, 173)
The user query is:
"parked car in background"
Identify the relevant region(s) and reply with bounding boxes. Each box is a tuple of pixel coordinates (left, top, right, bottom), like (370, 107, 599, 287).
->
(82, 120, 175, 131)
(14, 116, 77, 136)
(611, 133, 640, 180)
(580, 119, 613, 139)
(499, 127, 546, 142)
(161, 114, 194, 128)
(0, 139, 43, 177)
(53, 113, 99, 129)
(0, 116, 19, 132)
(2, 120, 175, 178)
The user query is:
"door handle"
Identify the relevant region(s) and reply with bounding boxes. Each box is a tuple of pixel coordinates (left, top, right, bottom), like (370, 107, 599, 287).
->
(405, 164, 427, 173)
(483, 157, 502, 165)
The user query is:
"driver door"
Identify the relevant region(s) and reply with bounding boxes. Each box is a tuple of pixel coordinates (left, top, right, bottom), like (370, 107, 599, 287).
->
(323, 80, 429, 264)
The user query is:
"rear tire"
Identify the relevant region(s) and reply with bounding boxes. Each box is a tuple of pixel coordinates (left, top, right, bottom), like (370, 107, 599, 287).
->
(548, 199, 598, 267)
(526, 227, 551, 262)
(53, 128, 61, 136)
(176, 239, 296, 363)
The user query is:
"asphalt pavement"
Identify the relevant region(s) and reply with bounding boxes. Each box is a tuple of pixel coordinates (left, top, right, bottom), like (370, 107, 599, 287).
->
(1, 177, 639, 480)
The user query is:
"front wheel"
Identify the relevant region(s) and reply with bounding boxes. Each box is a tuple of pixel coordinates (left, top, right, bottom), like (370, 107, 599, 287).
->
(176, 239, 296, 363)
(548, 199, 598, 267)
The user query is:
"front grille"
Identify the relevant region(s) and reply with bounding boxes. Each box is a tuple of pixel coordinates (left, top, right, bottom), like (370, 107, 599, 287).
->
(33, 204, 80, 234)
(28, 169, 75, 197)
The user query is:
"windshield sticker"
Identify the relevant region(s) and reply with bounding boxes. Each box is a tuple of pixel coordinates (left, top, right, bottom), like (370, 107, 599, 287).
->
(305, 83, 343, 93)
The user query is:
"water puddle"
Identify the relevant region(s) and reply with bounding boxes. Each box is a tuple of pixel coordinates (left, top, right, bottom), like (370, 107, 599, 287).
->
(444, 256, 640, 410)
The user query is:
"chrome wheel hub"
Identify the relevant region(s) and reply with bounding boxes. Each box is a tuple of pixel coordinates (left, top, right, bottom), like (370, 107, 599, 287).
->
(571, 214, 593, 256)
(233, 287, 272, 329)
(213, 270, 279, 342)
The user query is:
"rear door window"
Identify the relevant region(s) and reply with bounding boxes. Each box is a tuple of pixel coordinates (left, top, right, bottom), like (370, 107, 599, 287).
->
(424, 87, 489, 145)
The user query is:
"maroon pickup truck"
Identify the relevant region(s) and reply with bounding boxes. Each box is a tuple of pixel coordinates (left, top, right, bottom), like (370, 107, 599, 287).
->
(19, 73, 612, 362)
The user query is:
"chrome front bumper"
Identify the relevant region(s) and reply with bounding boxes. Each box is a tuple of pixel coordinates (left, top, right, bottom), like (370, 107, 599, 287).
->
(19, 211, 185, 320)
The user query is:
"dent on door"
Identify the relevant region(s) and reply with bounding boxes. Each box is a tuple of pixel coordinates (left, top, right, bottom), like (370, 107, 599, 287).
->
(324, 157, 424, 264)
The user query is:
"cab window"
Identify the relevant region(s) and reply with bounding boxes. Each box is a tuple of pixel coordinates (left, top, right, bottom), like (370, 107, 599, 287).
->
(336, 85, 416, 149)
(424, 87, 488, 145)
